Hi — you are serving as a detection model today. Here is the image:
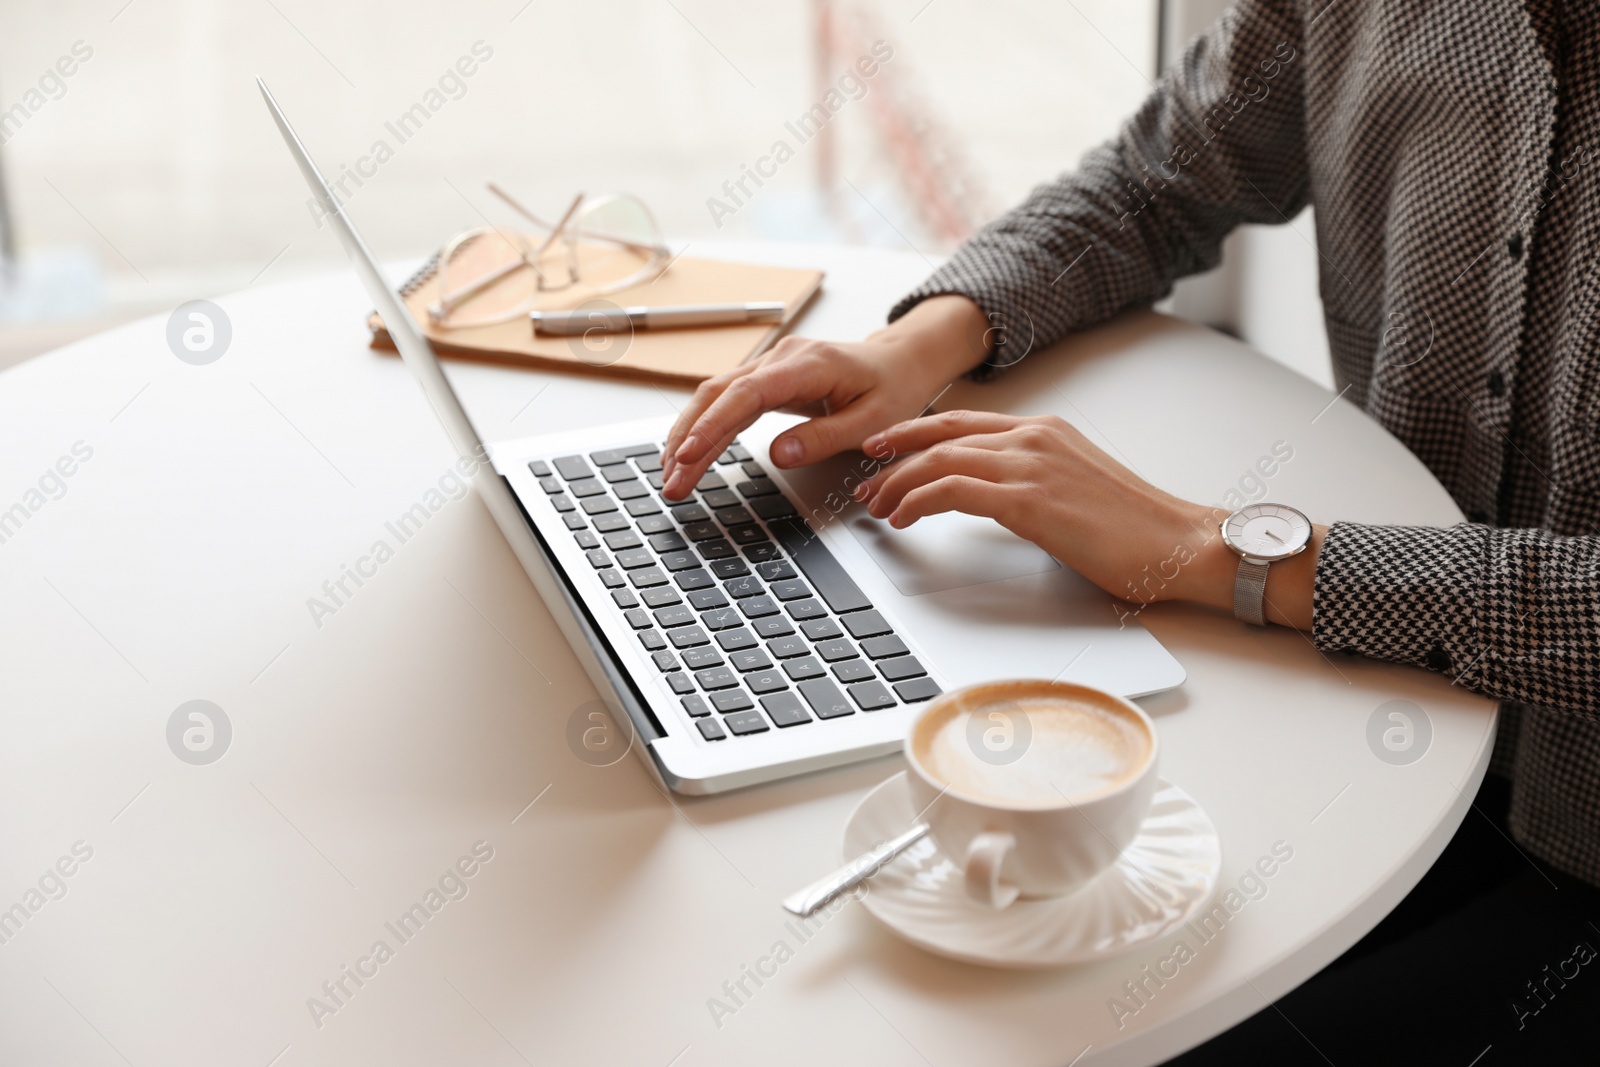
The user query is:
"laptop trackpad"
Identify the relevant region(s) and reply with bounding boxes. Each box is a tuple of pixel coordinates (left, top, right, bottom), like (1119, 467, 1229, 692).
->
(842, 509, 1060, 596)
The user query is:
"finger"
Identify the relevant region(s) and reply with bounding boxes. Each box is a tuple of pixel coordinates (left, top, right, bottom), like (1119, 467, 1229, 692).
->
(663, 362, 759, 481)
(863, 410, 1025, 458)
(768, 401, 884, 469)
(887, 474, 1018, 530)
(858, 445, 1018, 519)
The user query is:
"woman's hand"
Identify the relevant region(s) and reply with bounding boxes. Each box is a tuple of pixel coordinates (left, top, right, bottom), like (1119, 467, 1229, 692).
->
(854, 410, 1325, 627)
(660, 295, 991, 499)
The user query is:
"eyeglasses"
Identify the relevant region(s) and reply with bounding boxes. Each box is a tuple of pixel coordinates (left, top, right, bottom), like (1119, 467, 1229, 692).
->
(428, 184, 673, 330)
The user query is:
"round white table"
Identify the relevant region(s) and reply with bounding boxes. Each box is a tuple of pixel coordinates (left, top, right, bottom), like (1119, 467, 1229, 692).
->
(0, 243, 1494, 1066)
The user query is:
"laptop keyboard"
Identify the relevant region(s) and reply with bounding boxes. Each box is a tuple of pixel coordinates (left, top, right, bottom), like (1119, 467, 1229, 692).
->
(532, 440, 941, 742)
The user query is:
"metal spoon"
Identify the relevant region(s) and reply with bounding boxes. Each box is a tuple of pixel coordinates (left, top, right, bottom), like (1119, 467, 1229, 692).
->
(781, 823, 930, 917)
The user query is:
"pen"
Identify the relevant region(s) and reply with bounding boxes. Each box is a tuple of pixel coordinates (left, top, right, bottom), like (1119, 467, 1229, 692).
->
(531, 301, 786, 335)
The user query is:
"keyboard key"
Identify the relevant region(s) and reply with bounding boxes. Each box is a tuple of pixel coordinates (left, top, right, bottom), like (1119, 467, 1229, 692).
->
(666, 673, 694, 695)
(755, 560, 797, 581)
(529, 460, 552, 477)
(567, 477, 607, 498)
(697, 539, 736, 560)
(738, 478, 779, 498)
(782, 656, 825, 681)
(615, 547, 656, 569)
(895, 677, 942, 702)
(729, 649, 773, 672)
(584, 548, 611, 569)
(746, 669, 789, 694)
(860, 635, 910, 658)
(681, 646, 723, 670)
(831, 660, 874, 683)
(634, 452, 664, 473)
(625, 497, 662, 517)
(769, 579, 810, 601)
(728, 443, 752, 462)
(625, 609, 652, 630)
(589, 448, 629, 467)
(667, 626, 709, 648)
(848, 680, 896, 711)
(598, 569, 625, 589)
(660, 550, 701, 572)
(636, 513, 674, 535)
(701, 488, 741, 510)
(593, 513, 631, 533)
(611, 589, 638, 609)
(599, 463, 636, 484)
(641, 587, 681, 608)
(550, 494, 575, 513)
(766, 636, 809, 659)
(613, 480, 651, 501)
(750, 496, 797, 520)
(798, 678, 856, 719)
(604, 529, 643, 551)
(768, 518, 873, 614)
(753, 615, 795, 638)
(729, 524, 770, 546)
(688, 589, 730, 610)
(879, 656, 927, 681)
(675, 569, 714, 591)
(800, 618, 843, 641)
(672, 503, 710, 524)
(653, 605, 695, 628)
(785, 598, 828, 621)
(697, 471, 727, 491)
(648, 531, 688, 552)
(761, 692, 813, 728)
(575, 530, 601, 549)
(581, 496, 618, 515)
(723, 575, 763, 599)
(715, 506, 756, 527)
(743, 542, 782, 562)
(842, 611, 892, 639)
(652, 650, 679, 671)
(683, 521, 721, 542)
(724, 710, 769, 736)
(697, 717, 727, 740)
(553, 455, 592, 481)
(711, 689, 754, 713)
(709, 558, 750, 578)
(621, 442, 660, 457)
(695, 667, 738, 690)
(739, 596, 780, 618)
(700, 608, 743, 631)
(716, 628, 758, 652)
(628, 567, 669, 588)
(539, 475, 563, 494)
(562, 513, 587, 531)
(815, 638, 857, 662)
(715, 449, 739, 466)
(647, 472, 669, 492)
(638, 629, 666, 651)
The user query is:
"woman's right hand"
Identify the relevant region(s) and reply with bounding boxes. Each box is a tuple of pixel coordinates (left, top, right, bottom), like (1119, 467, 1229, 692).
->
(660, 294, 991, 499)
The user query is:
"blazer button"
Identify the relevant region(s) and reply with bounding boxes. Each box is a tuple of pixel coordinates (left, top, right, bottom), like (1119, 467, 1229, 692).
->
(1508, 233, 1524, 260)
(1424, 646, 1453, 673)
(1487, 370, 1506, 397)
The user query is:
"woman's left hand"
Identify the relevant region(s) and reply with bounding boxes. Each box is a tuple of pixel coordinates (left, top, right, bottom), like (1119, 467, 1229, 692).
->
(856, 411, 1235, 612)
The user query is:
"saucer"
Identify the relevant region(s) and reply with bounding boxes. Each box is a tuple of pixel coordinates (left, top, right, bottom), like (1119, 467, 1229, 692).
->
(843, 772, 1221, 969)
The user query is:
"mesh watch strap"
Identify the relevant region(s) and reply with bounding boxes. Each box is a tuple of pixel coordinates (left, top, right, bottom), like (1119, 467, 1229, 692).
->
(1233, 558, 1270, 626)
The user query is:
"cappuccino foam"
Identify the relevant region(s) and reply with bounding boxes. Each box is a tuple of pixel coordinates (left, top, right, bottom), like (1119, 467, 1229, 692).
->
(915, 692, 1151, 808)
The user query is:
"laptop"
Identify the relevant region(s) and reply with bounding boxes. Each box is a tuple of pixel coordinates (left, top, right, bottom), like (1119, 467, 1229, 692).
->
(258, 79, 1185, 795)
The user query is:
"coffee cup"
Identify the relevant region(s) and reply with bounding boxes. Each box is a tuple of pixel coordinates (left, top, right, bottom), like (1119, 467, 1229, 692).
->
(903, 679, 1160, 909)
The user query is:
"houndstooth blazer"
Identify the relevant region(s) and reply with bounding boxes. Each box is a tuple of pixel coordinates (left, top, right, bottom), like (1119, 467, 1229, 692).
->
(891, 0, 1600, 884)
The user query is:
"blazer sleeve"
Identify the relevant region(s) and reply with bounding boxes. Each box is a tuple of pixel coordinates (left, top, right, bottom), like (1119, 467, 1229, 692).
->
(889, 0, 1311, 374)
(1314, 522, 1600, 720)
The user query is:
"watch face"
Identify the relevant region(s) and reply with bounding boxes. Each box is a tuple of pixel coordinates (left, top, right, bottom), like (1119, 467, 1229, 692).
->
(1222, 503, 1311, 560)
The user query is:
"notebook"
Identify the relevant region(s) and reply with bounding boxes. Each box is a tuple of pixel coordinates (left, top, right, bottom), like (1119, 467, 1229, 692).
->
(368, 238, 824, 385)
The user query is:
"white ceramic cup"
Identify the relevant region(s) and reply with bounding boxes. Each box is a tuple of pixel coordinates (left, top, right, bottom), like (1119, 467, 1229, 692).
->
(903, 680, 1160, 909)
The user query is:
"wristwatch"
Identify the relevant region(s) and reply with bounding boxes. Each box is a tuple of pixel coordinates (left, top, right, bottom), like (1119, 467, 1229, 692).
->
(1220, 502, 1312, 625)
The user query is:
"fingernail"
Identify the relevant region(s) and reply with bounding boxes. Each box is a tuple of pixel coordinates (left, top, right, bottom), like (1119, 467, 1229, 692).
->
(678, 434, 700, 458)
(774, 438, 803, 466)
(863, 434, 883, 455)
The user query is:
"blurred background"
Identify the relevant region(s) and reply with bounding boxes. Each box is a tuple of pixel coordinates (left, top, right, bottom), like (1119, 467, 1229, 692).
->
(0, 0, 1327, 383)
